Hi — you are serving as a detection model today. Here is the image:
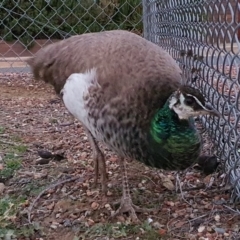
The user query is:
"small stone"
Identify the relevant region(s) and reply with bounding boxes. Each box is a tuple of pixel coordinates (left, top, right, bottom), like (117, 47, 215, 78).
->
(105, 203, 112, 210)
(198, 225, 205, 233)
(50, 224, 58, 229)
(214, 214, 220, 222)
(63, 219, 72, 227)
(214, 227, 225, 234)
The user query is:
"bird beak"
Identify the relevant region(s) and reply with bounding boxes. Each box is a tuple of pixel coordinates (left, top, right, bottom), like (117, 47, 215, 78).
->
(203, 103, 220, 117)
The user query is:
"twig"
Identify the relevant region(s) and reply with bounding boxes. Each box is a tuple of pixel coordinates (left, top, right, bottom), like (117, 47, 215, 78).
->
(175, 173, 191, 205)
(139, 174, 157, 186)
(189, 213, 209, 222)
(27, 175, 82, 223)
(176, 184, 206, 193)
(59, 121, 74, 127)
(223, 204, 240, 215)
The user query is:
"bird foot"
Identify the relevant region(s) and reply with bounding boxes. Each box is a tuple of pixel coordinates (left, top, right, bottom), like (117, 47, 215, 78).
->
(92, 153, 108, 195)
(93, 173, 108, 195)
(111, 197, 141, 223)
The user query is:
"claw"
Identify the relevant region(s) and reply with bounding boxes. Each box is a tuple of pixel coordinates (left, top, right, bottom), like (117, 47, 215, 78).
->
(111, 196, 140, 223)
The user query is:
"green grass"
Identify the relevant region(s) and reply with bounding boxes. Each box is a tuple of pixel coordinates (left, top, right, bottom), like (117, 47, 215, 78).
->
(0, 195, 35, 238)
(13, 144, 28, 153)
(0, 153, 22, 180)
(0, 126, 5, 134)
(0, 127, 27, 180)
(22, 182, 46, 196)
(0, 125, 35, 238)
(78, 221, 167, 240)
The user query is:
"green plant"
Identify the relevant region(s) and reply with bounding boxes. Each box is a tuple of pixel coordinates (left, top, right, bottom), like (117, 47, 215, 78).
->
(0, 157, 21, 179)
(0, 143, 26, 180)
(0, 127, 5, 134)
(79, 221, 165, 239)
(1, 0, 143, 47)
(0, 196, 35, 238)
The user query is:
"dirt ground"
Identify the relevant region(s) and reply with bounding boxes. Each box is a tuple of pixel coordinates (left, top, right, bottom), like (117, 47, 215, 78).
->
(0, 73, 240, 240)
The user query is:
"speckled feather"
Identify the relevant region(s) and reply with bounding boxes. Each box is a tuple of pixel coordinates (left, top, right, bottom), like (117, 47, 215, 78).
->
(26, 30, 202, 170)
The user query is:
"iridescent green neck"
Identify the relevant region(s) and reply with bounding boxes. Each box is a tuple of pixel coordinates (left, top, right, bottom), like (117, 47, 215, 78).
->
(150, 103, 195, 144)
(146, 102, 200, 170)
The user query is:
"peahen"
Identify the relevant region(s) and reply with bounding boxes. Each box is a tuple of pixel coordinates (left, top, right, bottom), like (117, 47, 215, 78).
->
(26, 30, 219, 222)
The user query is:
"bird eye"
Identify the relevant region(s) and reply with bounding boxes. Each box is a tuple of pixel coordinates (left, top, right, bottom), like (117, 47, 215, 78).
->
(185, 96, 195, 105)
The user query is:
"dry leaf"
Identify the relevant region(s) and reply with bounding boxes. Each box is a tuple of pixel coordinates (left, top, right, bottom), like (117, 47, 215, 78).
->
(91, 202, 99, 210)
(87, 218, 95, 226)
(47, 202, 55, 210)
(158, 229, 167, 236)
(159, 173, 175, 190)
(175, 221, 185, 228)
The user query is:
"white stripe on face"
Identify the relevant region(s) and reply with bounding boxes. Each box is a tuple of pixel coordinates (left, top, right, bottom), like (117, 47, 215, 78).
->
(185, 93, 209, 111)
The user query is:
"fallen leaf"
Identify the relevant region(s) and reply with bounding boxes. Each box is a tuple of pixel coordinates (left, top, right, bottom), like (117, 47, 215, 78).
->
(91, 202, 99, 210)
(158, 229, 167, 236)
(87, 218, 95, 226)
(159, 173, 175, 190)
(175, 221, 185, 228)
(47, 202, 55, 210)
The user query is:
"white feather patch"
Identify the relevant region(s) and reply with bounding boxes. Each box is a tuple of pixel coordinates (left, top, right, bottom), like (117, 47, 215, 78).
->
(61, 68, 99, 131)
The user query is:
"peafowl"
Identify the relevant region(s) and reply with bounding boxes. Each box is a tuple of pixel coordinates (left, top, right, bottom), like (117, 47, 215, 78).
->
(26, 30, 219, 222)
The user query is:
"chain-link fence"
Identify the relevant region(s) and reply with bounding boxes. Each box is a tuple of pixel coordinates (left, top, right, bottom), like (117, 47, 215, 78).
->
(0, 0, 142, 72)
(1, 0, 240, 200)
(143, 0, 240, 200)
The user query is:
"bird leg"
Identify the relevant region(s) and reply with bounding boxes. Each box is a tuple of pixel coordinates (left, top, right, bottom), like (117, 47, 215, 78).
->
(111, 158, 141, 223)
(85, 129, 108, 195)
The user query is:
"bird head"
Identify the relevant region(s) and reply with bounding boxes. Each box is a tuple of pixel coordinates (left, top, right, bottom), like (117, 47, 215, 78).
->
(169, 86, 220, 120)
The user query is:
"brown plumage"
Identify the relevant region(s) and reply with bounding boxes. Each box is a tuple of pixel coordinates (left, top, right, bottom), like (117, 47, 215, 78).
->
(26, 30, 218, 222)
(26, 30, 181, 95)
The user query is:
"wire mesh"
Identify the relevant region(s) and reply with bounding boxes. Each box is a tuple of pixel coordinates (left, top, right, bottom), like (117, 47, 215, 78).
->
(2, 0, 240, 201)
(143, 0, 240, 200)
(0, 0, 143, 73)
